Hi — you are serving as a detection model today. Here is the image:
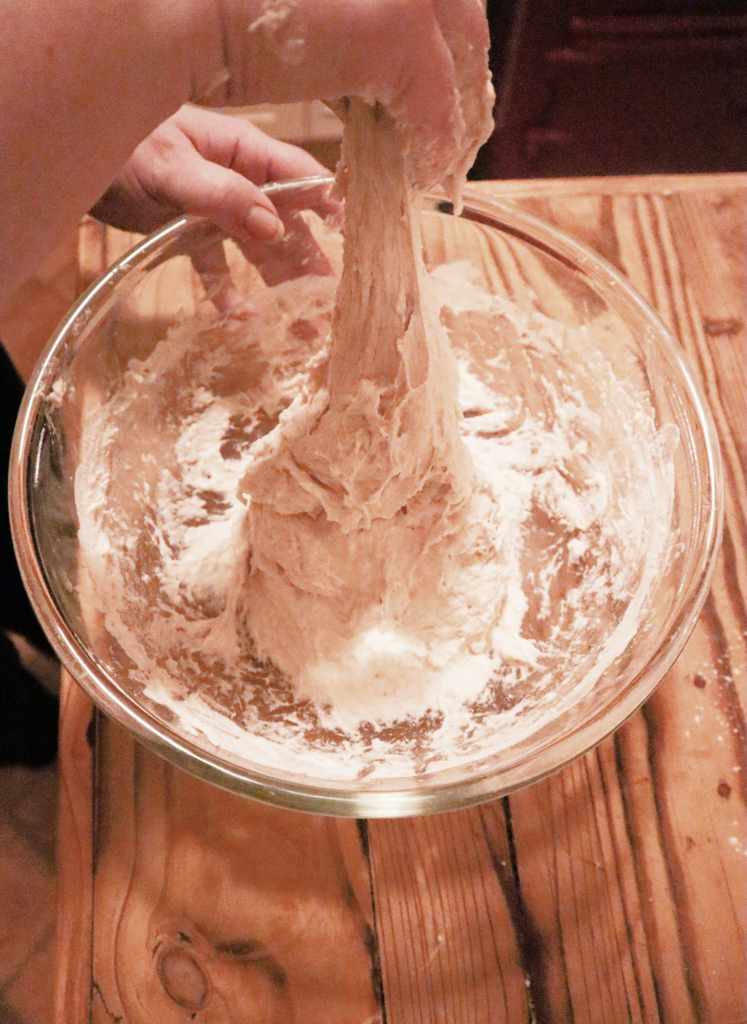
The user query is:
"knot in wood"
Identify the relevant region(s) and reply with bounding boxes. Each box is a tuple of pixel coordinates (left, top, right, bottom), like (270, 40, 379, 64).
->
(157, 946, 210, 1011)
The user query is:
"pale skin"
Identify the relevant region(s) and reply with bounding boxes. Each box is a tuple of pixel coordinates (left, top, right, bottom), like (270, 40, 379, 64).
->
(0, 0, 491, 313)
(89, 104, 327, 242)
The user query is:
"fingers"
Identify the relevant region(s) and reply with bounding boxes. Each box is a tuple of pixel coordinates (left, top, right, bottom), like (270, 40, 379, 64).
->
(204, 0, 493, 193)
(189, 243, 256, 319)
(96, 106, 332, 242)
(150, 148, 287, 241)
(146, 107, 329, 242)
(170, 105, 327, 184)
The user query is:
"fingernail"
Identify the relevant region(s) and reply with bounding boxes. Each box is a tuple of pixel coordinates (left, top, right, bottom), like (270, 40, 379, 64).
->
(246, 206, 284, 243)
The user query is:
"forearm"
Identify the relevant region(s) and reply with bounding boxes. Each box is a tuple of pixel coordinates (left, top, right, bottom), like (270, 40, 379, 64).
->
(0, 0, 219, 306)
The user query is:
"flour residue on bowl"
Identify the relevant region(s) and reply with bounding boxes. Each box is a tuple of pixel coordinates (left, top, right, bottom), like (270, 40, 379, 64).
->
(72, 233, 678, 781)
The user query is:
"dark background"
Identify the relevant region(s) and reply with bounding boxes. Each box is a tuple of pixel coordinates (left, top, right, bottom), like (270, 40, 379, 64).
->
(471, 0, 747, 180)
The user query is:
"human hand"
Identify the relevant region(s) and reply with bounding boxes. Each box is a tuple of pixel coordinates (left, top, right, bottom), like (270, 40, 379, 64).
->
(0, 0, 491, 308)
(190, 0, 494, 197)
(89, 105, 328, 243)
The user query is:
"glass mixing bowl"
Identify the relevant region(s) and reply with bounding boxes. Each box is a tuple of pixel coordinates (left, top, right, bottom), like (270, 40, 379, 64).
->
(10, 178, 722, 816)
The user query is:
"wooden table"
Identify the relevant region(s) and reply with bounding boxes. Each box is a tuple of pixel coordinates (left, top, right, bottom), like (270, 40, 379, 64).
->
(55, 174, 747, 1024)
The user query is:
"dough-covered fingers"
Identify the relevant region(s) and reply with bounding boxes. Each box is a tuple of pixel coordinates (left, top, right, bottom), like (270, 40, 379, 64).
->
(193, 0, 494, 194)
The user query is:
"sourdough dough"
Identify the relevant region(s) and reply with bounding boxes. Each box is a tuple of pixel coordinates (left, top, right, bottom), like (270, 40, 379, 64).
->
(236, 100, 491, 722)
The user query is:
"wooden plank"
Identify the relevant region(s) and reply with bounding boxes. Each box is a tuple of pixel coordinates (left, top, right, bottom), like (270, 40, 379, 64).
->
(611, 187, 747, 1017)
(497, 186, 747, 1023)
(367, 808, 529, 1023)
(53, 674, 94, 1024)
(508, 742, 665, 1024)
(641, 627, 747, 1021)
(614, 713, 702, 1023)
(89, 715, 381, 1024)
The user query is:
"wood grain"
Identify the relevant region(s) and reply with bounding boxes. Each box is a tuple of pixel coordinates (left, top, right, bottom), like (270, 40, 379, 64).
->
(367, 810, 529, 1023)
(56, 176, 747, 1023)
(54, 676, 94, 1024)
(88, 712, 380, 1024)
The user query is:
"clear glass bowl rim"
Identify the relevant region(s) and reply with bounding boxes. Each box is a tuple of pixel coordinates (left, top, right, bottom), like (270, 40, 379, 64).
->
(9, 179, 724, 817)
